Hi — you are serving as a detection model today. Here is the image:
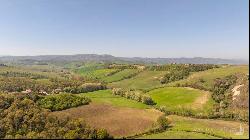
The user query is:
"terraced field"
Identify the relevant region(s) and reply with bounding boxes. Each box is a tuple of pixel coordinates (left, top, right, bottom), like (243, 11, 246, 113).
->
(108, 70, 166, 91)
(167, 65, 249, 90)
(78, 68, 119, 79)
(102, 69, 140, 83)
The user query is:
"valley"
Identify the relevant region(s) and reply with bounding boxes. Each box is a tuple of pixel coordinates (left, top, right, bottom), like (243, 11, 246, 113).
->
(0, 59, 248, 139)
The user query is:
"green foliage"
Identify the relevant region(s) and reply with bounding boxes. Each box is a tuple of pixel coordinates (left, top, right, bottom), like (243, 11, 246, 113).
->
(107, 64, 145, 69)
(160, 64, 218, 84)
(212, 75, 237, 103)
(109, 70, 166, 91)
(77, 68, 119, 80)
(168, 65, 249, 91)
(211, 75, 238, 118)
(38, 93, 91, 111)
(102, 69, 141, 83)
(63, 83, 106, 94)
(0, 93, 111, 139)
(156, 115, 171, 130)
(160, 69, 190, 84)
(147, 64, 218, 71)
(112, 88, 155, 105)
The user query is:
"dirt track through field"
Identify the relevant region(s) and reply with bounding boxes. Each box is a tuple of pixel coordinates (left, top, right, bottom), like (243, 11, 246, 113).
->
(184, 87, 210, 109)
(51, 103, 163, 137)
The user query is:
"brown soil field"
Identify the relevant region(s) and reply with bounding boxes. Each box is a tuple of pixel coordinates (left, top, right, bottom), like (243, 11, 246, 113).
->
(50, 103, 164, 137)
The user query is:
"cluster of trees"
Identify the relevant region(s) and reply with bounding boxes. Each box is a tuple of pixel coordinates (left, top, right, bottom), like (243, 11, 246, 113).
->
(0, 73, 106, 95)
(105, 69, 122, 76)
(231, 74, 249, 109)
(147, 64, 218, 71)
(211, 75, 238, 117)
(0, 77, 81, 93)
(0, 93, 112, 139)
(0, 71, 49, 79)
(160, 64, 218, 84)
(160, 69, 190, 84)
(176, 80, 209, 91)
(107, 64, 145, 70)
(112, 88, 155, 105)
(63, 83, 106, 94)
(155, 106, 198, 118)
(38, 93, 91, 111)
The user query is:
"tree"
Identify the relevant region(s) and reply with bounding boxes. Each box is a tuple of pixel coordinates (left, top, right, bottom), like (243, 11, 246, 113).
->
(157, 116, 171, 130)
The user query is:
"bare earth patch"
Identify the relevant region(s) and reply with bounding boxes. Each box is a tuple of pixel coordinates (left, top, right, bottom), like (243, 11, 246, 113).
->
(232, 84, 244, 100)
(184, 87, 210, 109)
(51, 103, 163, 137)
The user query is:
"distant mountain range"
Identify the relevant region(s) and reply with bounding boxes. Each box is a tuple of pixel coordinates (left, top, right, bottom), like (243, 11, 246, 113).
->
(0, 54, 248, 65)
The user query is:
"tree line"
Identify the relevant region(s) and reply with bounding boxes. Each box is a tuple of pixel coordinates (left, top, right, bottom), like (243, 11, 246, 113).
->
(160, 64, 218, 84)
(112, 88, 155, 105)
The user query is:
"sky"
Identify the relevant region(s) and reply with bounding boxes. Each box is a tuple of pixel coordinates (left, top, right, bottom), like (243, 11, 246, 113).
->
(0, 0, 249, 60)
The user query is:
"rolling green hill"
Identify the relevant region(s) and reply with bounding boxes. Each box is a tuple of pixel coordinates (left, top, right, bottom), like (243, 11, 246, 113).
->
(167, 65, 249, 91)
(108, 70, 166, 91)
(102, 69, 140, 83)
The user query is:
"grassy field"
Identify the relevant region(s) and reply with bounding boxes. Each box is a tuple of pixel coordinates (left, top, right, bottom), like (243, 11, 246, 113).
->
(168, 115, 249, 139)
(137, 131, 219, 139)
(81, 90, 150, 109)
(167, 65, 249, 91)
(137, 115, 249, 139)
(51, 103, 163, 137)
(149, 87, 210, 109)
(102, 69, 140, 83)
(108, 70, 166, 91)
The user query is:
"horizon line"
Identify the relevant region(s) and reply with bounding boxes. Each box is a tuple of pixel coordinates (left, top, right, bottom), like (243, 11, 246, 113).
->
(0, 53, 249, 61)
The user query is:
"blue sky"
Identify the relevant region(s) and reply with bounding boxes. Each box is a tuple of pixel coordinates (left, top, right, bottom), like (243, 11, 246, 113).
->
(0, 0, 249, 59)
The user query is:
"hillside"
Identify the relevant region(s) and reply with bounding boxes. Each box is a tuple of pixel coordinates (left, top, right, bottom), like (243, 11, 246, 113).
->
(0, 63, 248, 139)
(0, 54, 248, 65)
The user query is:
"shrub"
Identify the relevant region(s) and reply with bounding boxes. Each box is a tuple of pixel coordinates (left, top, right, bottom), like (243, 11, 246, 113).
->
(157, 115, 171, 130)
(141, 95, 155, 105)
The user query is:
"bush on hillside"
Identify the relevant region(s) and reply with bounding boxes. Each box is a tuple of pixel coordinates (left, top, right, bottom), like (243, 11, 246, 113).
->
(157, 115, 171, 130)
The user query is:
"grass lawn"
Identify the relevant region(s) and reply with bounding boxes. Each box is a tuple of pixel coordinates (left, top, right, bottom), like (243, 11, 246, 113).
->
(149, 87, 202, 108)
(168, 115, 249, 139)
(167, 65, 249, 91)
(102, 69, 140, 83)
(80, 90, 150, 109)
(108, 70, 166, 91)
(137, 130, 219, 139)
(137, 115, 249, 139)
